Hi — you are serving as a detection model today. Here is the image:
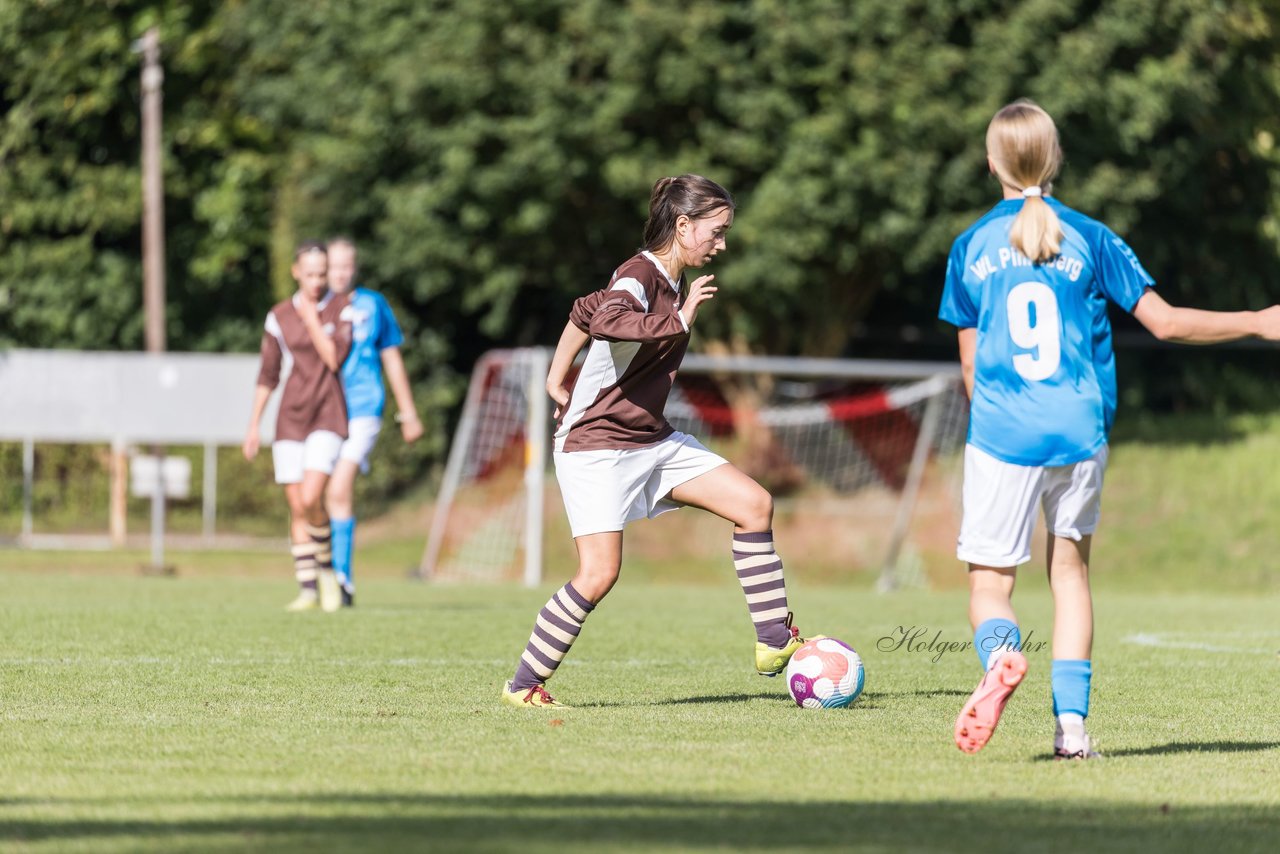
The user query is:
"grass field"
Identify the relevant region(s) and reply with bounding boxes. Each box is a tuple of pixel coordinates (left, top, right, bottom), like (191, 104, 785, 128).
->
(4, 413, 1280, 851)
(1, 567, 1278, 852)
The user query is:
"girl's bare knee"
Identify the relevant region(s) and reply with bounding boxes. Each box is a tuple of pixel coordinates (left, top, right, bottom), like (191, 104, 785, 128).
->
(574, 562, 620, 601)
(742, 487, 774, 531)
(969, 566, 1016, 595)
(1049, 564, 1089, 589)
(580, 562, 620, 585)
(296, 486, 322, 514)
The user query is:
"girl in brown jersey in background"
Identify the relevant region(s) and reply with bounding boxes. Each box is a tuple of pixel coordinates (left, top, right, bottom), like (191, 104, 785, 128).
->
(501, 174, 819, 708)
(243, 242, 354, 612)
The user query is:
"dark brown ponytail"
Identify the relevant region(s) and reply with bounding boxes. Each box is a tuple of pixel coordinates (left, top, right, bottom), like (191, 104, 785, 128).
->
(642, 174, 734, 252)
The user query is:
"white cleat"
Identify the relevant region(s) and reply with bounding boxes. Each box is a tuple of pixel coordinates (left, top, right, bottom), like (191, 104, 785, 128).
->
(317, 569, 342, 613)
(1053, 733, 1102, 760)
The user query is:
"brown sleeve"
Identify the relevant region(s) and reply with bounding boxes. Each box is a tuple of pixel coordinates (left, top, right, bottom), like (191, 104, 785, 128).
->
(568, 289, 611, 333)
(256, 330, 282, 390)
(586, 293, 687, 343)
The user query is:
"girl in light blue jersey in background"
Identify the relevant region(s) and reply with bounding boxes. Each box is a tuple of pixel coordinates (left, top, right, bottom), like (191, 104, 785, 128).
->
(939, 100, 1280, 759)
(326, 239, 423, 606)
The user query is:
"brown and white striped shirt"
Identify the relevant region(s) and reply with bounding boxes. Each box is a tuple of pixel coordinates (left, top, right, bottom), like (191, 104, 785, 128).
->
(256, 291, 353, 442)
(555, 251, 691, 452)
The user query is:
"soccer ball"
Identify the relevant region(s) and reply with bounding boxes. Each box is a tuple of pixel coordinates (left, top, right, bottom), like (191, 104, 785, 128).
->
(786, 637, 865, 709)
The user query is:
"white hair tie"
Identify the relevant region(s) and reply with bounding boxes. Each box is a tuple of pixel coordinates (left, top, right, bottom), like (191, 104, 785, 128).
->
(1022, 185, 1043, 198)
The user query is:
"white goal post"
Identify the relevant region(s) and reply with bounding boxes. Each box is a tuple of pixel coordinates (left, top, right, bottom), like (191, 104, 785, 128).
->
(419, 349, 967, 590)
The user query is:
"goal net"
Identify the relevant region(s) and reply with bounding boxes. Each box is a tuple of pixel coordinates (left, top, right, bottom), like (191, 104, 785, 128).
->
(420, 349, 968, 589)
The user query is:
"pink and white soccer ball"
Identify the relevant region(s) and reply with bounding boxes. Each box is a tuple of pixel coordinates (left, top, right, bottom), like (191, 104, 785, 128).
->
(786, 637, 865, 708)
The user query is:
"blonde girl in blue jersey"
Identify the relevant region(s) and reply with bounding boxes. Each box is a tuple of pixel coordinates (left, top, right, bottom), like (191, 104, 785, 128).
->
(324, 238, 422, 607)
(940, 100, 1280, 758)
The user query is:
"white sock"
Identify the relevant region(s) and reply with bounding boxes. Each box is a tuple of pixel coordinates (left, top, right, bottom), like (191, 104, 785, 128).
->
(986, 643, 1015, 672)
(1056, 712, 1086, 749)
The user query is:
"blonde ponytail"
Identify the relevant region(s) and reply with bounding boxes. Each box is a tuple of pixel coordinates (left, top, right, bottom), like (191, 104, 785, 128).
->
(986, 100, 1064, 264)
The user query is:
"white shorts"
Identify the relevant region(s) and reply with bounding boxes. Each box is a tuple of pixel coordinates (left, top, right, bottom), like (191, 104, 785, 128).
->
(957, 443, 1108, 568)
(554, 431, 729, 538)
(272, 430, 344, 484)
(338, 416, 383, 473)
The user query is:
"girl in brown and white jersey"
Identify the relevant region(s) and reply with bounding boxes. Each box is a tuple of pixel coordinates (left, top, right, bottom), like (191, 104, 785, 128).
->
(243, 241, 353, 613)
(501, 174, 820, 708)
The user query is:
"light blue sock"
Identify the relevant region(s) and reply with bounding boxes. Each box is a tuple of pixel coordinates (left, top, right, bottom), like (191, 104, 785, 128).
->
(1051, 659, 1092, 718)
(974, 618, 1020, 670)
(331, 517, 356, 589)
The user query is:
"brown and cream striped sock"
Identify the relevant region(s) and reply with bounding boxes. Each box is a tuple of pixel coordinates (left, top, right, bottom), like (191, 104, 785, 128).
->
(509, 582, 595, 692)
(291, 541, 319, 596)
(733, 530, 792, 647)
(306, 522, 333, 574)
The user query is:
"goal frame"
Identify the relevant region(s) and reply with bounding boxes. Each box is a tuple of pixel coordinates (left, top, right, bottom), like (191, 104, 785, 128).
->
(419, 349, 963, 590)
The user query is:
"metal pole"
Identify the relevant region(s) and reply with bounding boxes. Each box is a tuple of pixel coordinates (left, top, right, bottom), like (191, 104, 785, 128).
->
(523, 348, 550, 588)
(151, 460, 166, 569)
(21, 438, 34, 543)
(203, 443, 217, 543)
(109, 439, 128, 547)
(877, 384, 946, 592)
(139, 27, 166, 355)
(137, 27, 168, 572)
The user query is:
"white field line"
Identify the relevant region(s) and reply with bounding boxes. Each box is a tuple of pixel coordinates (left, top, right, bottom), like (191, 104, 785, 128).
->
(1122, 633, 1277, 655)
(1168, 630, 1280, 638)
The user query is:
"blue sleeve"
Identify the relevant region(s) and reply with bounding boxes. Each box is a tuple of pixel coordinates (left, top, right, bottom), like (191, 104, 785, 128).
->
(938, 238, 978, 328)
(1096, 230, 1155, 313)
(373, 293, 404, 350)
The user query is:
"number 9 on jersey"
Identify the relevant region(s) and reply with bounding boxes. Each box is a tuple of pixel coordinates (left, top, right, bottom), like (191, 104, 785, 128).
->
(1006, 282, 1061, 381)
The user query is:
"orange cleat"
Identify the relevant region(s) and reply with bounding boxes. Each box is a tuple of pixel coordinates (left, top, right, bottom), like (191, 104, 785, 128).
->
(954, 651, 1027, 754)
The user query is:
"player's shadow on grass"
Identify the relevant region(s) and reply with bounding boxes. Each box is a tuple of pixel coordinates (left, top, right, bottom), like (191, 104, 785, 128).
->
(581, 688, 965, 709)
(4, 794, 1279, 850)
(852, 688, 968, 710)
(1104, 740, 1280, 758)
(578, 692, 793, 708)
(668, 692, 794, 706)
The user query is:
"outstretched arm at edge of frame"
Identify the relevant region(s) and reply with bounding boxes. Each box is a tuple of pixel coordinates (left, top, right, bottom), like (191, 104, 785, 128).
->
(1133, 289, 1280, 344)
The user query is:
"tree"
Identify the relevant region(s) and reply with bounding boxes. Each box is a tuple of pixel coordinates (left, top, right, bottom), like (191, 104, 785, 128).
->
(0, 0, 275, 354)
(216, 0, 1280, 365)
(3, 0, 1279, 427)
